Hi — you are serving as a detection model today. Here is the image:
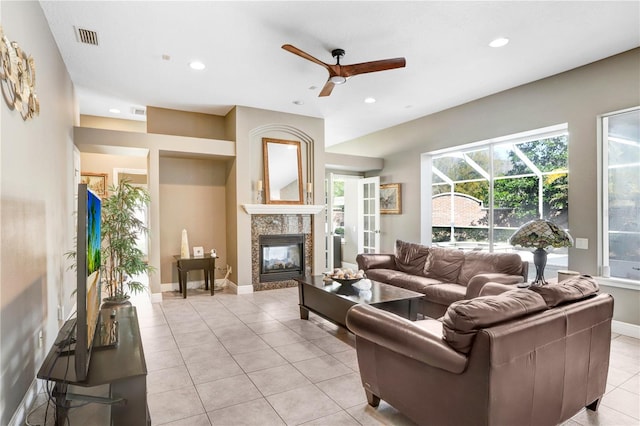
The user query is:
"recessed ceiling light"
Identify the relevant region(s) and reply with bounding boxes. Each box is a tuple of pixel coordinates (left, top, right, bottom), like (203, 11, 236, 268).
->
(189, 61, 205, 70)
(489, 37, 509, 48)
(309, 85, 318, 90)
(109, 108, 120, 114)
(364, 97, 376, 104)
(293, 100, 304, 105)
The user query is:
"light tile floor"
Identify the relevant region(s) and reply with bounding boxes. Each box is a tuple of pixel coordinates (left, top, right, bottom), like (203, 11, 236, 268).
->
(28, 287, 640, 425)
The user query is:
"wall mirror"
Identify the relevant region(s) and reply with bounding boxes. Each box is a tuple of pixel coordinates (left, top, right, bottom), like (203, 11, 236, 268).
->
(263, 138, 303, 204)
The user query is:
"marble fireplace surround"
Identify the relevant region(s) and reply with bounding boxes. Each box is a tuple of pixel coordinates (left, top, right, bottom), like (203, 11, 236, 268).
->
(244, 204, 324, 291)
(250, 214, 312, 291)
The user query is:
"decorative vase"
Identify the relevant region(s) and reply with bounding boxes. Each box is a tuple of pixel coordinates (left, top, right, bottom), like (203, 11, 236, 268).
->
(180, 229, 190, 258)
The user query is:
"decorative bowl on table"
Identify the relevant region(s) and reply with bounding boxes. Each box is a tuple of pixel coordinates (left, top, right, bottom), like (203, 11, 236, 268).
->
(332, 277, 362, 286)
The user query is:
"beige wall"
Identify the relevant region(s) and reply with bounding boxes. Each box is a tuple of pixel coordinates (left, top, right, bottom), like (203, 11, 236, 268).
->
(147, 106, 227, 140)
(231, 106, 325, 290)
(80, 152, 148, 189)
(0, 2, 77, 424)
(331, 48, 640, 325)
(74, 124, 235, 296)
(80, 115, 146, 133)
(159, 156, 228, 285)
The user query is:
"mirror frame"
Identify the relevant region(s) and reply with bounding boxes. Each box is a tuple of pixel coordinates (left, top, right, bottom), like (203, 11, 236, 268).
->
(263, 138, 304, 205)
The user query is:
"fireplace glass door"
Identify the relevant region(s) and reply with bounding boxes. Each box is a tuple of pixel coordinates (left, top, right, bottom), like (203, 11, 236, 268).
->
(259, 234, 305, 282)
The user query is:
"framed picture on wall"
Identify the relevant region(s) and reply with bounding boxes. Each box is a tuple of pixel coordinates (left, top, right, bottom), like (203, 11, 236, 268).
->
(380, 183, 402, 214)
(80, 172, 108, 197)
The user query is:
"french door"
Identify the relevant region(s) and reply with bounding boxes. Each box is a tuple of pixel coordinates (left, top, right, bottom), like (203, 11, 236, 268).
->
(357, 177, 380, 254)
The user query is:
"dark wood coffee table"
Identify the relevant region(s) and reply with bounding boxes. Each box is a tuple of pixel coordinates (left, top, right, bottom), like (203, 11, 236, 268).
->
(294, 275, 423, 329)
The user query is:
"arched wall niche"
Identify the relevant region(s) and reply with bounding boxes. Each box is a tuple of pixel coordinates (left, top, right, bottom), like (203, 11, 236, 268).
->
(249, 124, 315, 196)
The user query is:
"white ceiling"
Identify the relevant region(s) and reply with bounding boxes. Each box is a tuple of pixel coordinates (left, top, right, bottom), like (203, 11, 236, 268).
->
(39, 1, 639, 148)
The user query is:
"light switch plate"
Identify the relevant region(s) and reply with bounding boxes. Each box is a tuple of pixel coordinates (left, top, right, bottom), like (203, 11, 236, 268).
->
(575, 238, 588, 250)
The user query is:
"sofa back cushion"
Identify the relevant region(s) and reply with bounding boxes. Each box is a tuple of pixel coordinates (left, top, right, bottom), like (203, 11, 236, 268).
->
(457, 251, 524, 286)
(394, 240, 430, 276)
(423, 247, 466, 282)
(442, 289, 547, 354)
(529, 275, 599, 307)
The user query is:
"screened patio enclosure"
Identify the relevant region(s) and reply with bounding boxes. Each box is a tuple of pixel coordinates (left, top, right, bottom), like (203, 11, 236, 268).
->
(429, 130, 569, 280)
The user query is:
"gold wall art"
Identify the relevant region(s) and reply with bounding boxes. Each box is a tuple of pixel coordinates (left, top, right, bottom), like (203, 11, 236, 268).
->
(0, 26, 40, 120)
(380, 183, 402, 214)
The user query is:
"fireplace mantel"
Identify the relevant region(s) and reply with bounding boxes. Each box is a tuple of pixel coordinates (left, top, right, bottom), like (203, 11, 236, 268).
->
(242, 204, 324, 215)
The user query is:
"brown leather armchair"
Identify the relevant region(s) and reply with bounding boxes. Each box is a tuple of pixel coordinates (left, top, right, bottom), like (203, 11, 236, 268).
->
(346, 279, 613, 426)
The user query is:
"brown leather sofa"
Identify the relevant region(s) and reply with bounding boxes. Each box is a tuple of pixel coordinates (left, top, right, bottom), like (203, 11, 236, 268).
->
(346, 276, 613, 426)
(357, 240, 528, 318)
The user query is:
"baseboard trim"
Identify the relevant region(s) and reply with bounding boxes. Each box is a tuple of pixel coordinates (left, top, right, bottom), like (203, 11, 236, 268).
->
(161, 280, 207, 293)
(160, 279, 230, 294)
(9, 378, 40, 426)
(227, 281, 252, 294)
(612, 320, 640, 339)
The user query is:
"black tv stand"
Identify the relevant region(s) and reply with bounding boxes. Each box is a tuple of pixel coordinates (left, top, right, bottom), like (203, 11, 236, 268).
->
(38, 306, 148, 425)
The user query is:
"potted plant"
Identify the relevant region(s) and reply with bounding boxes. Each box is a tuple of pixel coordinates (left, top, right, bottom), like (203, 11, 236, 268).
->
(101, 178, 154, 304)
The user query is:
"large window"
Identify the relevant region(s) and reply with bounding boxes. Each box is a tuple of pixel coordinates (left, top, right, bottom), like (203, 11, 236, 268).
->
(425, 125, 569, 279)
(601, 108, 640, 282)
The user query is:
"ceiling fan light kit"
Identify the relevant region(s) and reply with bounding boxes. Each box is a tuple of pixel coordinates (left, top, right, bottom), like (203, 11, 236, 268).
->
(282, 44, 406, 97)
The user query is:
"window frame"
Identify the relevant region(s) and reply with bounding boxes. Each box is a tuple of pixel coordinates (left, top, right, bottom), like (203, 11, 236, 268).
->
(597, 106, 640, 289)
(421, 124, 570, 275)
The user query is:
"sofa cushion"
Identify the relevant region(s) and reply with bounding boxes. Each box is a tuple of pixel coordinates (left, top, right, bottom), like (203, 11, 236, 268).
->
(424, 247, 465, 282)
(423, 283, 467, 307)
(364, 268, 409, 284)
(529, 275, 599, 307)
(457, 251, 524, 286)
(366, 268, 441, 294)
(442, 289, 547, 354)
(394, 240, 430, 276)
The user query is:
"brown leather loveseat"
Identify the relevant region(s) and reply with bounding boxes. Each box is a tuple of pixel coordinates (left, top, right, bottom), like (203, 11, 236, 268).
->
(357, 240, 528, 318)
(346, 276, 613, 426)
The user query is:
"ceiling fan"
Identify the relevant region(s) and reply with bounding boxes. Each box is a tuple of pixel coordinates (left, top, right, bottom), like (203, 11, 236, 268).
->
(282, 44, 406, 97)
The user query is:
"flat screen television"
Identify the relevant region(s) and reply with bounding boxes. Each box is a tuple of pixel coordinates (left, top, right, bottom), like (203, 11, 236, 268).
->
(74, 183, 102, 381)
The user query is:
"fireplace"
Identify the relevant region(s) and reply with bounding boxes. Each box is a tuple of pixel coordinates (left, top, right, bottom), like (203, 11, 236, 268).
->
(259, 234, 305, 282)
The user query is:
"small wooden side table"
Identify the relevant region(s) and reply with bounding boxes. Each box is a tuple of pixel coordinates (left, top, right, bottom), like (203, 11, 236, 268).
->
(173, 254, 216, 298)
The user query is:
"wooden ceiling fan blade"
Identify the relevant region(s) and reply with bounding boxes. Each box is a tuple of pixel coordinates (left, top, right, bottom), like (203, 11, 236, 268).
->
(282, 44, 330, 69)
(342, 57, 406, 77)
(319, 80, 335, 97)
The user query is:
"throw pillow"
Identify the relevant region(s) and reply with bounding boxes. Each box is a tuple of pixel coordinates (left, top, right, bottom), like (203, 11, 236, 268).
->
(442, 289, 547, 354)
(529, 275, 599, 307)
(423, 247, 465, 282)
(457, 251, 524, 286)
(394, 240, 430, 276)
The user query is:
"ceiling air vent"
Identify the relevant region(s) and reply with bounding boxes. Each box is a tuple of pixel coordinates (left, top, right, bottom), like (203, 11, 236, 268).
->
(75, 27, 98, 46)
(131, 107, 146, 117)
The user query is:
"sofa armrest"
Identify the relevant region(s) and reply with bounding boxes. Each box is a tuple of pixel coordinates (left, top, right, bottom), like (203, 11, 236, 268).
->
(465, 273, 524, 299)
(478, 282, 520, 296)
(356, 253, 397, 271)
(346, 304, 468, 374)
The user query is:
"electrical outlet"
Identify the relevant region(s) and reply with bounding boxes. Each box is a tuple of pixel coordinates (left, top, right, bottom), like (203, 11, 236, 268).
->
(38, 330, 43, 348)
(575, 238, 589, 250)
